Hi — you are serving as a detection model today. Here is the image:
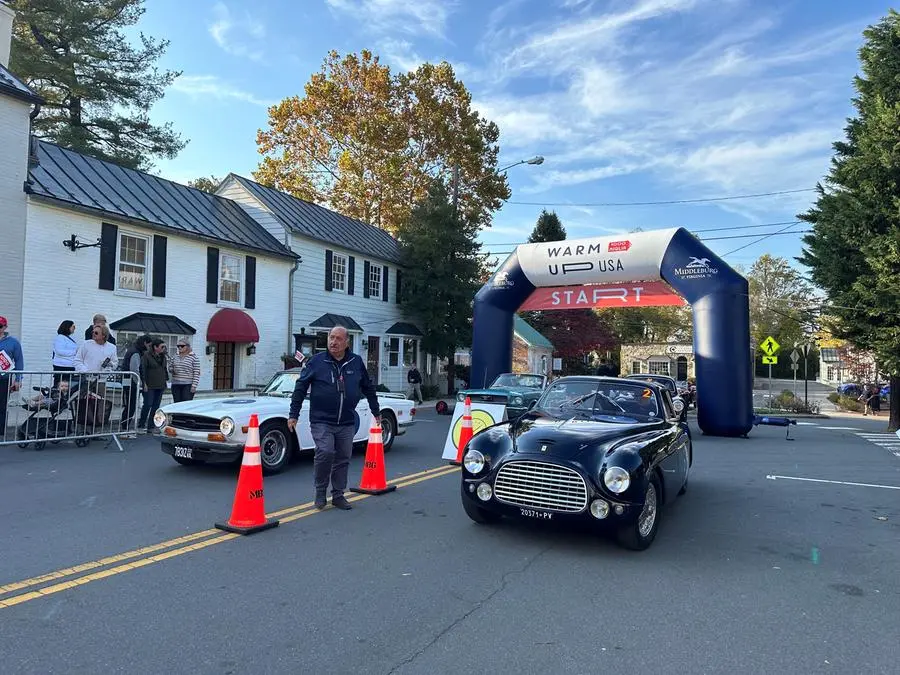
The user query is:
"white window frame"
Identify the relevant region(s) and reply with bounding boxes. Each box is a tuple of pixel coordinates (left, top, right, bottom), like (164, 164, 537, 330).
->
(401, 338, 419, 367)
(115, 331, 189, 362)
(631, 360, 643, 374)
(388, 337, 401, 367)
(648, 358, 671, 376)
(219, 253, 243, 305)
(331, 253, 348, 293)
(115, 231, 151, 297)
(368, 263, 382, 299)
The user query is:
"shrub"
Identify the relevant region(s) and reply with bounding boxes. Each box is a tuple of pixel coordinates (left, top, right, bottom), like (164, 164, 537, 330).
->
(421, 384, 441, 400)
(827, 392, 864, 412)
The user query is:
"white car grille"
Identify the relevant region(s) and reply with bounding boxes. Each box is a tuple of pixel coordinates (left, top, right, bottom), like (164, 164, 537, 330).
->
(494, 460, 588, 513)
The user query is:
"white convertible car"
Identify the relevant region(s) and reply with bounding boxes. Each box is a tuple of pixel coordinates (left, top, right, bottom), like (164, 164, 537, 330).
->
(153, 368, 416, 474)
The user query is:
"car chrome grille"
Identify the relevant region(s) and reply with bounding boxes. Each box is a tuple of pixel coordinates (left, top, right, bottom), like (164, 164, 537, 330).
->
(494, 460, 588, 513)
(169, 414, 221, 432)
(468, 393, 507, 404)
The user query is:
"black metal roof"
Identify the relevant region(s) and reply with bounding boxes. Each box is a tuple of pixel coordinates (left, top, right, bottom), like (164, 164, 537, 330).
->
(309, 313, 363, 332)
(109, 312, 196, 335)
(386, 322, 423, 336)
(25, 142, 297, 260)
(0, 63, 42, 104)
(229, 174, 403, 264)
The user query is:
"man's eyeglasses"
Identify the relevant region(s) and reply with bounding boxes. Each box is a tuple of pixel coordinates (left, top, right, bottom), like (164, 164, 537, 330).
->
(177, 344, 187, 348)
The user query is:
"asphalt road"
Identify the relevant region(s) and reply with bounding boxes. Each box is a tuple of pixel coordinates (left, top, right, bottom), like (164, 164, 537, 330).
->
(1, 408, 899, 674)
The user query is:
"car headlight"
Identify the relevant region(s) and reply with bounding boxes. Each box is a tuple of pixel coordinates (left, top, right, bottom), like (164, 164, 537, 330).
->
(512, 396, 523, 405)
(457, 392, 466, 402)
(220, 417, 236, 436)
(463, 449, 485, 474)
(153, 409, 168, 428)
(603, 466, 631, 493)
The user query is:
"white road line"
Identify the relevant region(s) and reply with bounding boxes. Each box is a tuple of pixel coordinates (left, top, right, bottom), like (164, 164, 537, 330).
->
(796, 422, 819, 426)
(766, 475, 900, 490)
(821, 426, 863, 431)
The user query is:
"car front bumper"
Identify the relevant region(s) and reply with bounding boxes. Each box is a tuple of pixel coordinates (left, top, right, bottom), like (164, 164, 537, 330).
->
(159, 436, 245, 464)
(461, 474, 643, 528)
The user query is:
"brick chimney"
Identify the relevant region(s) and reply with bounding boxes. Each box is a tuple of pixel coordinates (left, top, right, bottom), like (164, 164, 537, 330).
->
(0, 0, 14, 68)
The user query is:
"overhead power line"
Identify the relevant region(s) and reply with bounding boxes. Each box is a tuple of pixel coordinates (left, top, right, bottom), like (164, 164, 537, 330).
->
(505, 188, 816, 208)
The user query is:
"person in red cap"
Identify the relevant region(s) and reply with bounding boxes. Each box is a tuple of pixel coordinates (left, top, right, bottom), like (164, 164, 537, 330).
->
(0, 315, 25, 437)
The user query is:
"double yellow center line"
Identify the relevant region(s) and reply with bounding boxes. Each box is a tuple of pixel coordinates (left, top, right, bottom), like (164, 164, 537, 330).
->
(0, 464, 459, 609)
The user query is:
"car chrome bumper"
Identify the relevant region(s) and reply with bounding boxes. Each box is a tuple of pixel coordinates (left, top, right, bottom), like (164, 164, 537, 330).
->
(461, 476, 641, 526)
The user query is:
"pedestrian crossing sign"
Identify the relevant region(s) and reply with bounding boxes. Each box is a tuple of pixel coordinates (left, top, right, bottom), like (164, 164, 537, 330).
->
(759, 336, 780, 356)
(762, 355, 777, 365)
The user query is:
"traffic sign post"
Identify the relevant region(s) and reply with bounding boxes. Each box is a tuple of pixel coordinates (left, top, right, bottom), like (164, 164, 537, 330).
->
(801, 342, 812, 409)
(790, 349, 800, 398)
(759, 336, 781, 404)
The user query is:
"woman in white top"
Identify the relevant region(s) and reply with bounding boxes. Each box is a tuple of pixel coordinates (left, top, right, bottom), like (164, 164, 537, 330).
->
(52, 320, 79, 386)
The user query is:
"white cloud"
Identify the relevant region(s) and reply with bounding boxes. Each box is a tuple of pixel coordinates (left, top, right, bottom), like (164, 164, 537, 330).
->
(171, 75, 274, 107)
(209, 2, 266, 61)
(326, 0, 457, 38)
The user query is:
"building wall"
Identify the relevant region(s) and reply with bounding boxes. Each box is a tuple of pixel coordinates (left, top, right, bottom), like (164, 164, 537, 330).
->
(21, 202, 292, 389)
(512, 337, 553, 377)
(619, 343, 695, 380)
(222, 180, 430, 394)
(0, 94, 31, 335)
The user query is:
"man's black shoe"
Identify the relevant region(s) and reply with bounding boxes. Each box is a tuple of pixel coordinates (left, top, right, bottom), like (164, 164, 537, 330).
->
(314, 495, 327, 510)
(331, 496, 352, 510)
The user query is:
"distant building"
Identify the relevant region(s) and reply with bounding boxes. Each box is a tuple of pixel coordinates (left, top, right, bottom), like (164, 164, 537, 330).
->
(619, 343, 694, 381)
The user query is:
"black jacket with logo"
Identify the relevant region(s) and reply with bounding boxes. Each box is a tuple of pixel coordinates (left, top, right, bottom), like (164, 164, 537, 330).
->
(289, 350, 380, 426)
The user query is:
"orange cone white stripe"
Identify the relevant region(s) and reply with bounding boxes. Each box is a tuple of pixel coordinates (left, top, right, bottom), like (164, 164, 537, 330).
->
(241, 425, 261, 465)
(350, 415, 397, 496)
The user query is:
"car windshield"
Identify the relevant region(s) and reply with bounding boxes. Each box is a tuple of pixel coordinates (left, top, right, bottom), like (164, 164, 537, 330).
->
(628, 375, 676, 392)
(259, 372, 299, 397)
(536, 380, 661, 422)
(491, 374, 545, 389)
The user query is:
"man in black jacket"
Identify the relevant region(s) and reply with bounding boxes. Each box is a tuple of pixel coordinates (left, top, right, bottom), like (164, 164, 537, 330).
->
(288, 326, 381, 510)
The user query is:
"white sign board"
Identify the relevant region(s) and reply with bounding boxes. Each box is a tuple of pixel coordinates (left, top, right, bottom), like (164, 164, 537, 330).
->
(552, 358, 562, 372)
(441, 401, 508, 461)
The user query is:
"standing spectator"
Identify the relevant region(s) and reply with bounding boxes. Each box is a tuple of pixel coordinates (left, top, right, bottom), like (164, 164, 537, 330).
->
(407, 361, 423, 404)
(169, 340, 200, 402)
(84, 313, 116, 345)
(119, 334, 152, 430)
(138, 339, 168, 433)
(0, 315, 24, 437)
(288, 326, 380, 511)
(52, 320, 79, 385)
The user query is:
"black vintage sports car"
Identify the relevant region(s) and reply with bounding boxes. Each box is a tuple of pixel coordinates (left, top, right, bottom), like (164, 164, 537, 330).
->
(460, 376, 692, 551)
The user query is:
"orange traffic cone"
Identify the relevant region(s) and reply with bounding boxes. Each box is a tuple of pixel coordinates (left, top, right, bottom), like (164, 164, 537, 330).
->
(350, 417, 397, 496)
(451, 397, 474, 465)
(215, 414, 279, 535)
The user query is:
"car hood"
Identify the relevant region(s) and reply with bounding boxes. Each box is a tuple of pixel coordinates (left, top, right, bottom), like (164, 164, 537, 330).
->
(466, 387, 536, 396)
(500, 414, 664, 460)
(161, 396, 289, 420)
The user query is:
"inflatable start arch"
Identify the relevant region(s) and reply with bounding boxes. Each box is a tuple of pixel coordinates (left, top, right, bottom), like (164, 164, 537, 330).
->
(470, 227, 753, 437)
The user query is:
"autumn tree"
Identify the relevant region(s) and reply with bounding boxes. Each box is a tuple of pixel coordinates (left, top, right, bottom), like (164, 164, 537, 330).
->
(255, 50, 510, 236)
(9, 0, 185, 170)
(397, 178, 486, 394)
(188, 176, 221, 193)
(797, 9, 900, 430)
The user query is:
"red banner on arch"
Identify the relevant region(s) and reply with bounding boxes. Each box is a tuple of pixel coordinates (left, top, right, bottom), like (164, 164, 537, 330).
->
(519, 281, 686, 311)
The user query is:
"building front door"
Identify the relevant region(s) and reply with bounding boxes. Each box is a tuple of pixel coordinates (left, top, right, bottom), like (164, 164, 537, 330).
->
(214, 342, 235, 390)
(367, 336, 380, 385)
(676, 356, 688, 381)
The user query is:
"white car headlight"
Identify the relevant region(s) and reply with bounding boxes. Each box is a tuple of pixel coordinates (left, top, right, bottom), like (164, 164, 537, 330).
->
(512, 396, 524, 405)
(220, 417, 235, 436)
(464, 449, 485, 474)
(603, 466, 631, 493)
(457, 393, 466, 402)
(153, 409, 168, 428)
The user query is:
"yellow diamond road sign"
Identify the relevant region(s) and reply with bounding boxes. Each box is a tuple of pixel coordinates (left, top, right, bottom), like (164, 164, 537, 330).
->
(759, 336, 780, 356)
(762, 355, 778, 365)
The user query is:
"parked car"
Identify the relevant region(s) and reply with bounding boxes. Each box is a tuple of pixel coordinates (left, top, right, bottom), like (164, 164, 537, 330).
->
(459, 376, 691, 551)
(153, 368, 416, 474)
(456, 372, 548, 418)
(625, 374, 689, 419)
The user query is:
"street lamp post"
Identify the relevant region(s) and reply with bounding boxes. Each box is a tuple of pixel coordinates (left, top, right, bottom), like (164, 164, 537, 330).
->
(451, 155, 544, 213)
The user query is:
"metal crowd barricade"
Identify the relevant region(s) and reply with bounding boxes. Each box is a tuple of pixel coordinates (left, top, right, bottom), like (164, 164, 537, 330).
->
(1, 370, 140, 452)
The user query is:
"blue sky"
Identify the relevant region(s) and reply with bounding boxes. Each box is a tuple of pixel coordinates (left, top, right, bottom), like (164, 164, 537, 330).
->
(134, 0, 888, 273)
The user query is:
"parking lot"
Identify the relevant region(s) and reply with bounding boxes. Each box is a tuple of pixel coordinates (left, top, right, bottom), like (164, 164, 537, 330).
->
(1, 407, 899, 674)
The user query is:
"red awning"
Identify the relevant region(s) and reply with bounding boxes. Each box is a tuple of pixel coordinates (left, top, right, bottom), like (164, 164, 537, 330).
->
(207, 308, 260, 343)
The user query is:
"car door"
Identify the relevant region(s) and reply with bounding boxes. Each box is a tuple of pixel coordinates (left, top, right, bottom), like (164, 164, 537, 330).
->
(354, 398, 371, 443)
(660, 391, 689, 496)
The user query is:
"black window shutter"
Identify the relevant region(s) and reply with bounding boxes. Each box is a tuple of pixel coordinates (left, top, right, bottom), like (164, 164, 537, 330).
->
(324, 249, 333, 291)
(348, 256, 355, 295)
(98, 223, 118, 290)
(245, 255, 256, 309)
(152, 235, 167, 297)
(382, 265, 389, 301)
(363, 260, 371, 298)
(396, 269, 402, 303)
(206, 247, 219, 304)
